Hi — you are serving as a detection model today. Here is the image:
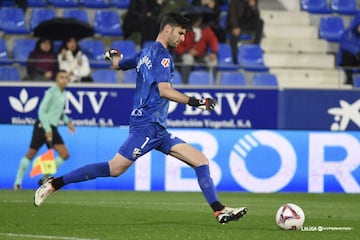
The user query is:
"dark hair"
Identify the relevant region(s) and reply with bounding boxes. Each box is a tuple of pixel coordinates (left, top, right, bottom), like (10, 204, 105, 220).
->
(33, 38, 54, 53)
(58, 69, 67, 74)
(159, 12, 192, 32)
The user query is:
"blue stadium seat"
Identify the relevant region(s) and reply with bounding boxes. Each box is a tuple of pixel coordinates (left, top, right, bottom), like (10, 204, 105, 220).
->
(48, 0, 79, 7)
(217, 43, 238, 71)
(110, 40, 137, 57)
(92, 69, 118, 83)
(94, 10, 123, 36)
(354, 75, 360, 88)
(237, 44, 269, 72)
(188, 71, 214, 85)
(79, 39, 109, 68)
(63, 9, 89, 23)
(331, 0, 358, 15)
(13, 39, 37, 65)
(0, 0, 15, 7)
(0, 39, 12, 65)
(30, 9, 56, 31)
(80, 0, 109, 8)
(252, 73, 278, 86)
(301, 0, 332, 13)
(172, 71, 183, 85)
(319, 16, 345, 42)
(0, 67, 20, 81)
(28, 0, 47, 7)
(219, 72, 246, 85)
(109, 0, 130, 9)
(0, 7, 30, 34)
(123, 69, 137, 84)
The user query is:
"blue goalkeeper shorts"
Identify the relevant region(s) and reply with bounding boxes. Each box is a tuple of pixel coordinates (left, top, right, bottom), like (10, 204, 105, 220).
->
(118, 123, 185, 161)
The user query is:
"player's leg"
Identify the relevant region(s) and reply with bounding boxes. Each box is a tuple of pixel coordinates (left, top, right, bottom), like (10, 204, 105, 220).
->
(14, 121, 45, 190)
(34, 124, 154, 206)
(52, 126, 70, 169)
(168, 142, 247, 224)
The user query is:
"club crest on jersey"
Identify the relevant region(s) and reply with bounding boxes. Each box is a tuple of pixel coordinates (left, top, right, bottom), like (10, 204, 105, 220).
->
(133, 148, 142, 158)
(161, 58, 170, 68)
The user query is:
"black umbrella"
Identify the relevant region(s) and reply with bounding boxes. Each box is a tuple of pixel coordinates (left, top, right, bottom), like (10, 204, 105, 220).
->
(178, 5, 217, 20)
(34, 18, 94, 40)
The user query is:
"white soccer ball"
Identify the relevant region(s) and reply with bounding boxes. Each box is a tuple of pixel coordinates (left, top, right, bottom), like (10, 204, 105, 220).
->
(275, 203, 305, 230)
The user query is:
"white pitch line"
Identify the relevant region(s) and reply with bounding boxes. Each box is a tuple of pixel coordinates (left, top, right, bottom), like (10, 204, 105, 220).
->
(0, 233, 99, 240)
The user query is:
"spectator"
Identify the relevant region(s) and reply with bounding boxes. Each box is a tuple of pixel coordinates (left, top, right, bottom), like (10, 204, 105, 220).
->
(122, 0, 161, 45)
(58, 37, 93, 83)
(192, 0, 226, 42)
(174, 14, 218, 83)
(226, 0, 264, 64)
(339, 15, 360, 85)
(24, 38, 58, 81)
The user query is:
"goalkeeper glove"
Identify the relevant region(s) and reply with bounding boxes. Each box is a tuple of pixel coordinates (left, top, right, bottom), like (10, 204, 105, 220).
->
(188, 97, 216, 111)
(104, 49, 123, 62)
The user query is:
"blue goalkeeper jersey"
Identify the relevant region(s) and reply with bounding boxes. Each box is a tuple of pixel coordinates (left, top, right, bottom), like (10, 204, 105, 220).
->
(118, 42, 175, 128)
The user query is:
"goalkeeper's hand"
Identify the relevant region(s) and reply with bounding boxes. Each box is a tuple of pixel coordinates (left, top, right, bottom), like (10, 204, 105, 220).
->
(188, 97, 216, 111)
(104, 49, 123, 62)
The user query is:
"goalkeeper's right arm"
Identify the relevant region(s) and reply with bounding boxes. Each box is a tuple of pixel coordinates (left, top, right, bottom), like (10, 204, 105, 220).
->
(104, 49, 123, 70)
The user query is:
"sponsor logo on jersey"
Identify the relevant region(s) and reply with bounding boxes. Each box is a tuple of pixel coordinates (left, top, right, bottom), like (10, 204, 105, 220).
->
(161, 58, 170, 68)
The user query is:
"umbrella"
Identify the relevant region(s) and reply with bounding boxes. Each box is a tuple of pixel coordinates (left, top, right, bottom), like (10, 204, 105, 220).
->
(178, 5, 217, 20)
(34, 18, 94, 40)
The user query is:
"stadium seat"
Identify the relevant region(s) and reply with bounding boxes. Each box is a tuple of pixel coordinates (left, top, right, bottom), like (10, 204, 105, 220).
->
(0, 67, 20, 81)
(30, 8, 56, 31)
(219, 72, 247, 85)
(319, 16, 345, 42)
(28, 0, 47, 7)
(110, 40, 137, 58)
(79, 39, 109, 68)
(0, 39, 12, 65)
(172, 71, 183, 85)
(301, 0, 332, 13)
(188, 71, 214, 85)
(80, 0, 109, 8)
(63, 9, 89, 23)
(354, 75, 360, 88)
(13, 39, 37, 65)
(217, 43, 238, 71)
(94, 10, 123, 36)
(92, 69, 118, 83)
(123, 69, 137, 84)
(252, 73, 278, 86)
(237, 44, 269, 72)
(330, 0, 358, 15)
(48, 0, 79, 7)
(109, 0, 130, 9)
(0, 7, 30, 34)
(0, 0, 15, 7)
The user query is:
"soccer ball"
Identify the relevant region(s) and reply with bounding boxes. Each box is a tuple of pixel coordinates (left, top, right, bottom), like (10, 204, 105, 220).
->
(275, 203, 305, 230)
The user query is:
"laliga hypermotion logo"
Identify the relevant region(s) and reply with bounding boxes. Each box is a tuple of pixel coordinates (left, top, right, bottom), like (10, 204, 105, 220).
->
(9, 88, 39, 113)
(327, 99, 360, 131)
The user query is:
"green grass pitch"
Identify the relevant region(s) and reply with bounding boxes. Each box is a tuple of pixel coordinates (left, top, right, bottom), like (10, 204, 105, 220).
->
(0, 191, 359, 240)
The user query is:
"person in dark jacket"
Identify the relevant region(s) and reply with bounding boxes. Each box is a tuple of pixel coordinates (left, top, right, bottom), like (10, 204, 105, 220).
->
(339, 15, 360, 85)
(24, 38, 58, 81)
(226, 0, 264, 64)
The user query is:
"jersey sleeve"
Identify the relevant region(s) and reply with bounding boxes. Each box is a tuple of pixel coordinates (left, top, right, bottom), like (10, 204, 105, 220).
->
(118, 53, 139, 70)
(154, 52, 172, 83)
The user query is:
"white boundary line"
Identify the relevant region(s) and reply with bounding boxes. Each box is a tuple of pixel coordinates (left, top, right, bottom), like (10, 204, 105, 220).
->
(0, 233, 99, 240)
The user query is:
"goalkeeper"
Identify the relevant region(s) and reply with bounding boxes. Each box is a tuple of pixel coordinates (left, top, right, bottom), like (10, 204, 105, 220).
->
(34, 12, 247, 224)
